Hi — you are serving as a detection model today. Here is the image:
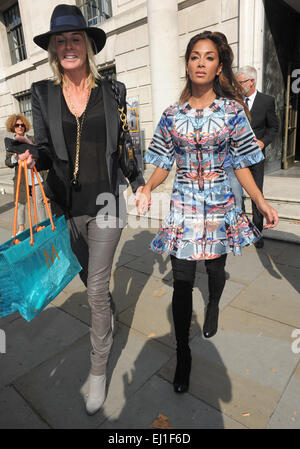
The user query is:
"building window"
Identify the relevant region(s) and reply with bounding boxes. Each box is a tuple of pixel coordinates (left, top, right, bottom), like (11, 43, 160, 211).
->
(3, 2, 27, 65)
(77, 0, 112, 26)
(16, 92, 32, 126)
(98, 64, 116, 79)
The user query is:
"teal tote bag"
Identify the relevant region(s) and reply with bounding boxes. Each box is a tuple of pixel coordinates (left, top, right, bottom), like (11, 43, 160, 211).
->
(0, 162, 81, 322)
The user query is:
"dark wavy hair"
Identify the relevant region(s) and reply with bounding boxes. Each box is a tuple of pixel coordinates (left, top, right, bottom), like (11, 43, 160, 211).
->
(180, 31, 250, 120)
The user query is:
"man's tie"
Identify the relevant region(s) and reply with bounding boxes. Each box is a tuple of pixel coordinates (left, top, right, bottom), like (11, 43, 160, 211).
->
(245, 97, 250, 107)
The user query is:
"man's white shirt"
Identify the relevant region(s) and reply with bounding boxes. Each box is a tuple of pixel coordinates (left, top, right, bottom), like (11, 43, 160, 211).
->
(244, 90, 257, 111)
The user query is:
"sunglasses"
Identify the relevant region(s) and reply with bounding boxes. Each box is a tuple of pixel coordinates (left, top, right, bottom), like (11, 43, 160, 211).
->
(15, 123, 25, 128)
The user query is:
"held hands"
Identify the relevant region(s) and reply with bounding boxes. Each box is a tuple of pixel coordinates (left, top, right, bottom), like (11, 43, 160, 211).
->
(256, 198, 279, 229)
(135, 185, 151, 215)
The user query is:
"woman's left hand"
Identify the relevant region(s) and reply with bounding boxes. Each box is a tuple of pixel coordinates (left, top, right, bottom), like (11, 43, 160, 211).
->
(256, 199, 279, 229)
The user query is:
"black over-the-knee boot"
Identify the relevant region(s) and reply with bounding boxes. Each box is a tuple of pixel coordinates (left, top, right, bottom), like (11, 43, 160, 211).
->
(170, 255, 196, 393)
(172, 279, 193, 393)
(203, 254, 227, 338)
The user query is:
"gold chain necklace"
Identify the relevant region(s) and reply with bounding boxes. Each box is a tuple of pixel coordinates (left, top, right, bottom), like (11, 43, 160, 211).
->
(64, 83, 91, 191)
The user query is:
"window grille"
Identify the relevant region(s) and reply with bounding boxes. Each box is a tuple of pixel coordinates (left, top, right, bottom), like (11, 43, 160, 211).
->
(3, 2, 27, 65)
(16, 92, 32, 126)
(76, 0, 112, 26)
(98, 64, 116, 79)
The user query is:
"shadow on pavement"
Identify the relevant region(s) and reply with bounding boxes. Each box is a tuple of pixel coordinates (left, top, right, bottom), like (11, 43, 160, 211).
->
(255, 237, 300, 294)
(103, 301, 231, 429)
(0, 201, 14, 215)
(102, 229, 231, 429)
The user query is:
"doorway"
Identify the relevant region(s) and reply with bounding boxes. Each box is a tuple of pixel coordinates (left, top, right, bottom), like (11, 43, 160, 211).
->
(263, 0, 300, 170)
(283, 63, 299, 168)
(296, 74, 300, 161)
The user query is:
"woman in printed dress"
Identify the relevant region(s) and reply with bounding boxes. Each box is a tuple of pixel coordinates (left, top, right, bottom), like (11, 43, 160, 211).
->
(136, 31, 278, 394)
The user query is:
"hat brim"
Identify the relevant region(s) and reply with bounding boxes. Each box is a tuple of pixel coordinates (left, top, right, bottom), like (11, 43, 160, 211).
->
(33, 26, 106, 54)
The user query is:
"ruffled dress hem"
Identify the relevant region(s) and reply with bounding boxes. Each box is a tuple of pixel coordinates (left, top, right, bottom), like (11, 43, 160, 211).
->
(149, 209, 261, 260)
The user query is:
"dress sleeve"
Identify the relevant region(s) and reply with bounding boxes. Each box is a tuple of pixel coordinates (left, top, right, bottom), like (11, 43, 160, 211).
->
(144, 108, 175, 171)
(227, 102, 264, 170)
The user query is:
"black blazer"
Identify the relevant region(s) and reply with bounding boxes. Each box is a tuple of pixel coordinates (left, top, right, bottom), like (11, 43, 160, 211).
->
(31, 77, 144, 212)
(250, 91, 279, 154)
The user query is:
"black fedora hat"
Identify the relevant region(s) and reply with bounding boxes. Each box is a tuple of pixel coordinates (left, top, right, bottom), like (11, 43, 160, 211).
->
(33, 4, 106, 54)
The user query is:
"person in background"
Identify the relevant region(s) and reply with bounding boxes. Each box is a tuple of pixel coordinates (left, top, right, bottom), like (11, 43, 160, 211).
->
(5, 114, 47, 234)
(136, 31, 278, 395)
(224, 155, 244, 210)
(236, 66, 279, 248)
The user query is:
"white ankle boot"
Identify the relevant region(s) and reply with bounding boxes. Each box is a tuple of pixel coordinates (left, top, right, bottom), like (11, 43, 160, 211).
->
(86, 374, 106, 415)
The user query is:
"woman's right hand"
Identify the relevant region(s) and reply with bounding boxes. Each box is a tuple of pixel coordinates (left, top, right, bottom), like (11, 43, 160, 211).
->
(136, 185, 151, 215)
(18, 149, 36, 169)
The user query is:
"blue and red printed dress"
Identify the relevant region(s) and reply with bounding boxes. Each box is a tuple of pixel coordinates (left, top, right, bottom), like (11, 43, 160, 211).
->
(144, 98, 264, 260)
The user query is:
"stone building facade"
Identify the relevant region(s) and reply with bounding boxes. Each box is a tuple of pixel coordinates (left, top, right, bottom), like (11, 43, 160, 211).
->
(0, 0, 299, 171)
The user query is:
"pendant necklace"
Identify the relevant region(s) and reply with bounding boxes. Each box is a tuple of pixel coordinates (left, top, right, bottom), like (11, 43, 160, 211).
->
(64, 82, 91, 192)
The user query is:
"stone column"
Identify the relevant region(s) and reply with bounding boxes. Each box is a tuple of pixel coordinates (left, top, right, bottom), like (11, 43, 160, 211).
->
(239, 0, 265, 90)
(147, 0, 180, 126)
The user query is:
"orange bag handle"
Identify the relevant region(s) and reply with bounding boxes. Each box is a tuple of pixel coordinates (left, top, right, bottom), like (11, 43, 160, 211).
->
(31, 165, 55, 232)
(13, 159, 24, 238)
(30, 175, 38, 227)
(12, 160, 55, 246)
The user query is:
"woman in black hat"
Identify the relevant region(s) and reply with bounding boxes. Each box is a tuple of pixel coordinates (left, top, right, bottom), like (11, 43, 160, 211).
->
(19, 4, 144, 415)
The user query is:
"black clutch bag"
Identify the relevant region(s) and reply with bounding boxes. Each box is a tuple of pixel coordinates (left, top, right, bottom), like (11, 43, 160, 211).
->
(4, 137, 40, 160)
(110, 78, 140, 182)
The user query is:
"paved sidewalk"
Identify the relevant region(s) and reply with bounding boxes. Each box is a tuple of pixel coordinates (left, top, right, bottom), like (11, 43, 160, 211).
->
(0, 193, 300, 429)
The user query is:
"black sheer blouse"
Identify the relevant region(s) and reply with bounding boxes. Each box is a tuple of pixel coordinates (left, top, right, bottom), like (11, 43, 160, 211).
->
(62, 85, 110, 217)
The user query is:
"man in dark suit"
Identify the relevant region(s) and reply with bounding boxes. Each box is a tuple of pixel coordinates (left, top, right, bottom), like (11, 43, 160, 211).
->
(237, 66, 279, 248)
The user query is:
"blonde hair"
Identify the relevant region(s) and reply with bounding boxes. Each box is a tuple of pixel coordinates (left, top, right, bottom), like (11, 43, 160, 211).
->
(48, 31, 100, 88)
(6, 114, 31, 133)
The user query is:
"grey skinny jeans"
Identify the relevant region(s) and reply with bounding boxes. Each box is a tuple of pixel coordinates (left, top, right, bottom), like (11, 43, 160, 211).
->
(17, 183, 48, 226)
(67, 214, 122, 375)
